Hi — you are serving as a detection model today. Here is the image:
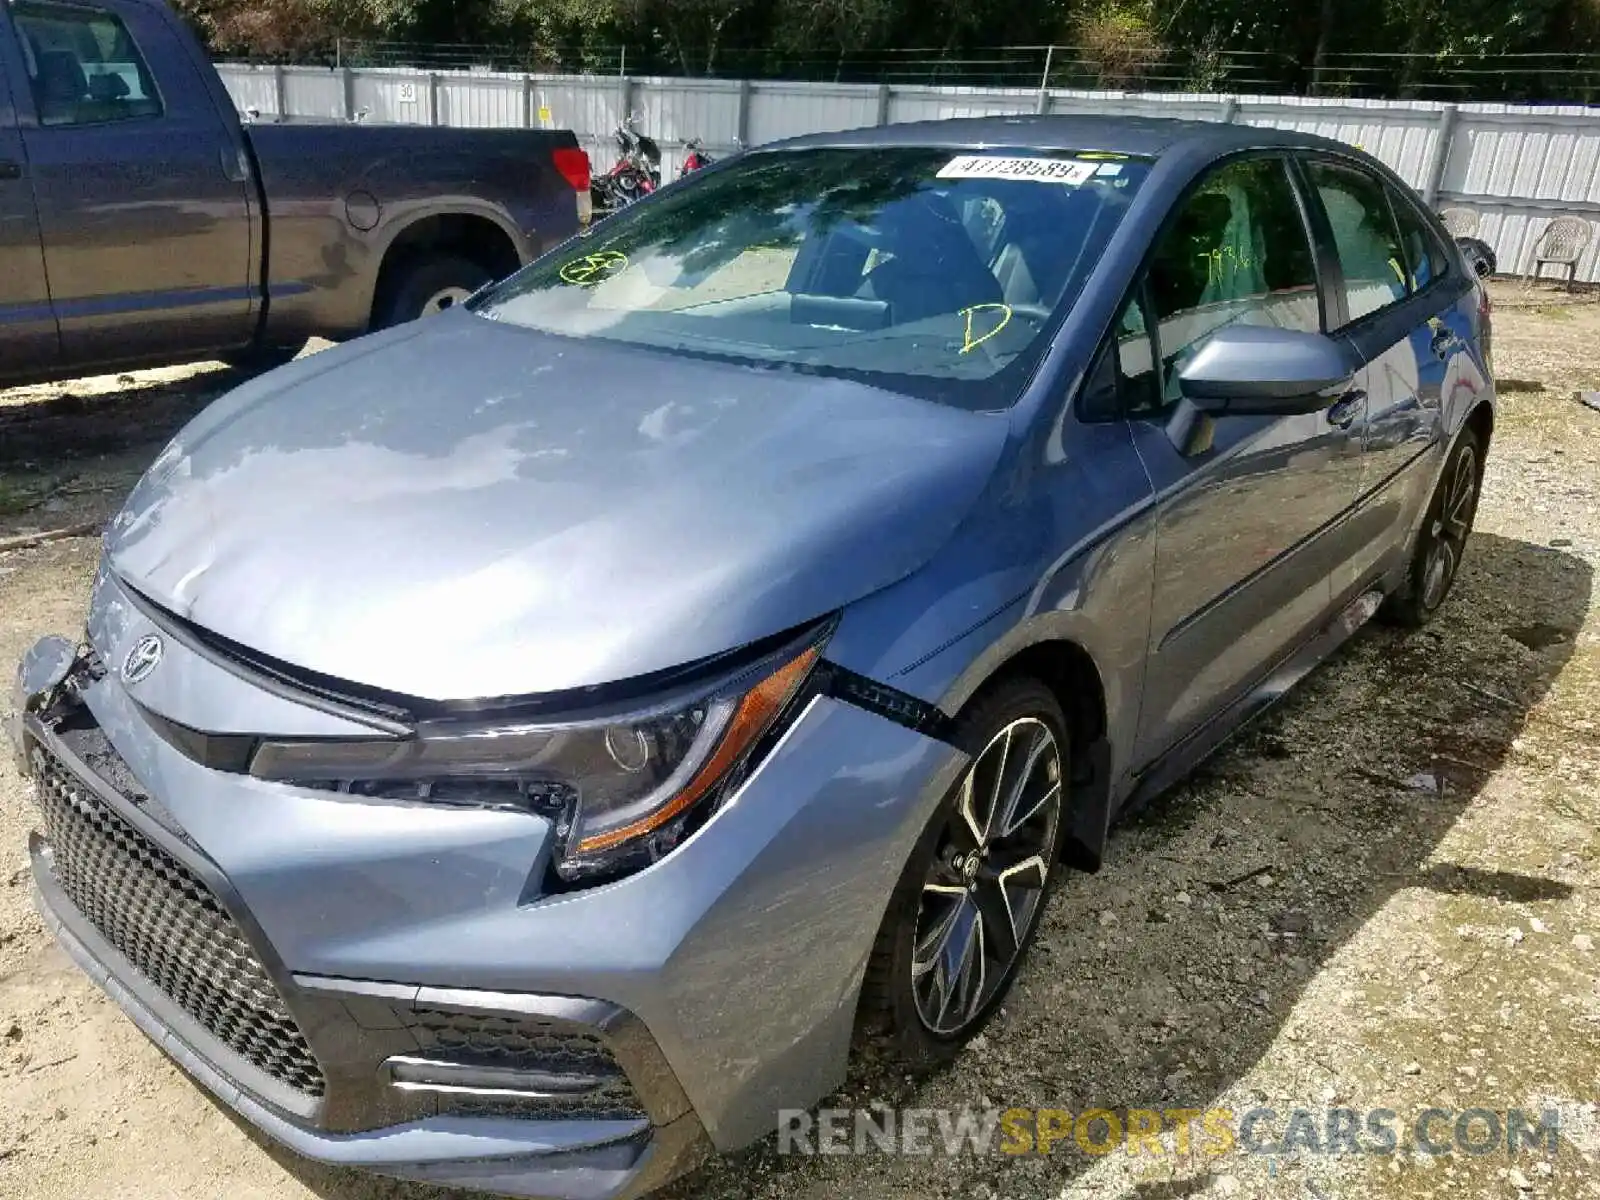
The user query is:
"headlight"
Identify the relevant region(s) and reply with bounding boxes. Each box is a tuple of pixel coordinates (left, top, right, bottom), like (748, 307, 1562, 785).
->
(10, 636, 79, 776)
(249, 630, 825, 883)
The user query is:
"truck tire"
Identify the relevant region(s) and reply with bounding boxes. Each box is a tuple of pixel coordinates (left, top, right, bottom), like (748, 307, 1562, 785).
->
(378, 255, 494, 327)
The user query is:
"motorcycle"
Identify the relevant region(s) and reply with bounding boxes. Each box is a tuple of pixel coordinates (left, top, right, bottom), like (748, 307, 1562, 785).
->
(679, 138, 715, 178)
(590, 121, 661, 215)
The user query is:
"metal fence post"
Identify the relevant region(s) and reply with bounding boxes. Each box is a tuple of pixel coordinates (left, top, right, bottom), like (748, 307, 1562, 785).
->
(428, 72, 440, 126)
(1422, 103, 1459, 205)
(619, 73, 635, 125)
(272, 63, 287, 117)
(341, 66, 355, 121)
(876, 82, 891, 126)
(523, 74, 534, 127)
(736, 78, 752, 148)
(1035, 44, 1054, 114)
(1218, 95, 1239, 124)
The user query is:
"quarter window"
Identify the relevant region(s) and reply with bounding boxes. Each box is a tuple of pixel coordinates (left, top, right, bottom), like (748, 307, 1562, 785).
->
(1388, 187, 1452, 292)
(1143, 157, 1321, 408)
(12, 1, 163, 127)
(1307, 161, 1408, 324)
(1112, 290, 1160, 415)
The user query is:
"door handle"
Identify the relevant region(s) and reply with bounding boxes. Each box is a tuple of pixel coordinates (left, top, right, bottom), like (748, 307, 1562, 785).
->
(0, 160, 22, 180)
(1326, 389, 1366, 429)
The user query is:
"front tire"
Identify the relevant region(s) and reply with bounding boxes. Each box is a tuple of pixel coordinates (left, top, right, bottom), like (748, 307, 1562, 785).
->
(856, 678, 1069, 1068)
(1382, 427, 1483, 628)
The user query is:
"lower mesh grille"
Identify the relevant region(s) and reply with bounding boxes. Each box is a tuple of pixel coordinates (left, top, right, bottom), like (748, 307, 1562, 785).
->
(32, 742, 326, 1098)
(408, 1008, 646, 1120)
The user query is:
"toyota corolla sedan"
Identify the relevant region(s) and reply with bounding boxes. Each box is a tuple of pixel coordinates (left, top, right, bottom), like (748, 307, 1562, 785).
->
(8, 116, 1492, 1198)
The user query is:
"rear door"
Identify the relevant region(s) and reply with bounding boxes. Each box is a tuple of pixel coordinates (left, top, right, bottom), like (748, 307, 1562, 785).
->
(0, 24, 57, 378)
(1299, 157, 1470, 602)
(11, 0, 254, 368)
(1110, 155, 1367, 765)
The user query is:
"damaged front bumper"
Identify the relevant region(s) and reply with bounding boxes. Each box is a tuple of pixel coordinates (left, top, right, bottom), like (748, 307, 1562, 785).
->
(7, 577, 967, 1198)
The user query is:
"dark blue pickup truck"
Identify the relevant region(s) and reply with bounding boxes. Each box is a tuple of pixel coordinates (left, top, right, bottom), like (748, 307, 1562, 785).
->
(0, 0, 590, 386)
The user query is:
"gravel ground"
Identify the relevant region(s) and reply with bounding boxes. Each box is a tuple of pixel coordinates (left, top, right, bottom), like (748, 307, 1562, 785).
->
(1, 285, 1597, 1200)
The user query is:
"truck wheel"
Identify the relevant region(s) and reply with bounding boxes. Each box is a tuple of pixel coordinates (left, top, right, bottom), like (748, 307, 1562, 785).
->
(379, 255, 494, 327)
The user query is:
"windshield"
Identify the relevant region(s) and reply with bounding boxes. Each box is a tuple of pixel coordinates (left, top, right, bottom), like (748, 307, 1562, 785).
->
(471, 146, 1150, 409)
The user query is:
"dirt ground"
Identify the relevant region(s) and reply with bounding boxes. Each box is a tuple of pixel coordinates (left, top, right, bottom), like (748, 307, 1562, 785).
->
(1, 284, 1598, 1200)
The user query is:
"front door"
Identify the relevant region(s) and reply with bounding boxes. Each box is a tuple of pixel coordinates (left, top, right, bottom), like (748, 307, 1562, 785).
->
(1121, 155, 1366, 765)
(12, 0, 254, 368)
(0, 37, 57, 379)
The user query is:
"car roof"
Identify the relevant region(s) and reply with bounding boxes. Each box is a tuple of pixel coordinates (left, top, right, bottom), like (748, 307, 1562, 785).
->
(766, 114, 1350, 161)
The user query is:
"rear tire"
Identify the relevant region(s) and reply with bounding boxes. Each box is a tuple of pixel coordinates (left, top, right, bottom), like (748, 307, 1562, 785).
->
(1381, 428, 1483, 629)
(377, 255, 494, 328)
(856, 677, 1070, 1069)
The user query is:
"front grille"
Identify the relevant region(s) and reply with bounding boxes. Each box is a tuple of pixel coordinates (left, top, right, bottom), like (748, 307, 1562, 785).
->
(408, 1008, 646, 1121)
(32, 743, 326, 1099)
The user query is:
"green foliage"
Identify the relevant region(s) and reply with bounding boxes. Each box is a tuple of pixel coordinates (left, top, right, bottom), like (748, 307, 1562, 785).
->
(181, 0, 1600, 99)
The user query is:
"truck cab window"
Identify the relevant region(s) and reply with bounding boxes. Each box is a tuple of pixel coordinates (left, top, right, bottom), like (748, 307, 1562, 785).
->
(12, 1, 162, 127)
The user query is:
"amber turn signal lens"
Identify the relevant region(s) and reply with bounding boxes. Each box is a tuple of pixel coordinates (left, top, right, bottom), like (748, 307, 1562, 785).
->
(571, 644, 820, 855)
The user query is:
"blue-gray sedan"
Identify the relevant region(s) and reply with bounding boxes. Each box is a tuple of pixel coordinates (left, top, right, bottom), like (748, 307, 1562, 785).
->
(9, 115, 1493, 1198)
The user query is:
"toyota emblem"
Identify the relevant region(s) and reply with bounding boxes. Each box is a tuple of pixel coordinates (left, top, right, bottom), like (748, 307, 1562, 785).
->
(121, 634, 164, 684)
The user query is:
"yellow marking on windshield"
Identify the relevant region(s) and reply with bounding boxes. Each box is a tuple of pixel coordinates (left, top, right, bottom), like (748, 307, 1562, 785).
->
(959, 303, 1013, 354)
(559, 250, 628, 285)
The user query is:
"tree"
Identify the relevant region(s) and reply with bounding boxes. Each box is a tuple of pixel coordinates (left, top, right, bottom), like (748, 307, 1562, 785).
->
(614, 0, 753, 73)
(1075, 3, 1165, 88)
(174, 0, 1600, 100)
(773, 0, 896, 79)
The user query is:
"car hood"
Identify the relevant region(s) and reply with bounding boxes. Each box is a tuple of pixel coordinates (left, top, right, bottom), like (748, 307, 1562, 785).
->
(106, 315, 1009, 702)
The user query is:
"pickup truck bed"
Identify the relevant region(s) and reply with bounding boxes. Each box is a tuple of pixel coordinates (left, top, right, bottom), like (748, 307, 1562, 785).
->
(0, 0, 588, 387)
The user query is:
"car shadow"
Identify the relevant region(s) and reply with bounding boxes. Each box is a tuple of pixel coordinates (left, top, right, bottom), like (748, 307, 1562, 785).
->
(0, 364, 244, 468)
(0, 363, 249, 544)
(234, 531, 1589, 1200)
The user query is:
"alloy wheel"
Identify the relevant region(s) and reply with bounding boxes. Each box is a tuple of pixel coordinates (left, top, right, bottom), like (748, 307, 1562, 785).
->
(1420, 443, 1479, 612)
(911, 717, 1063, 1037)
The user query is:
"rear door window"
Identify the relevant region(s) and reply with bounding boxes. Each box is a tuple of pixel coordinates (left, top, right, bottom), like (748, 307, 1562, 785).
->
(1388, 186, 1453, 292)
(1306, 160, 1408, 324)
(11, 0, 162, 127)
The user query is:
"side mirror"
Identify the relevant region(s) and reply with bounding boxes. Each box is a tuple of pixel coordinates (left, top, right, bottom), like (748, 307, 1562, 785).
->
(1177, 325, 1356, 417)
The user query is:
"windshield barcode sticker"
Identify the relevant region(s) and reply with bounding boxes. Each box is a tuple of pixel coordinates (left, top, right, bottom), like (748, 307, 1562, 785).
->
(937, 156, 1097, 185)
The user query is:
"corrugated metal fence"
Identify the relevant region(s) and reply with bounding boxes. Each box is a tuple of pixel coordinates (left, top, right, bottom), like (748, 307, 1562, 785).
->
(215, 63, 1600, 282)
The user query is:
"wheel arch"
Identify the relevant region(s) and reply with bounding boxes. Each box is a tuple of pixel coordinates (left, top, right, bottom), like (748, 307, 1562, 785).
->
(368, 209, 527, 329)
(1463, 396, 1494, 455)
(940, 634, 1117, 873)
